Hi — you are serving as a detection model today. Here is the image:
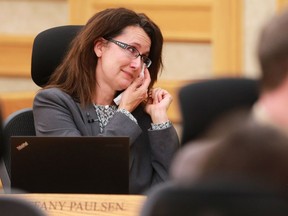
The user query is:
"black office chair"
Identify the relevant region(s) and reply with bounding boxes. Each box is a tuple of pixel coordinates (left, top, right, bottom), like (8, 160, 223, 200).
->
(140, 181, 288, 216)
(0, 196, 47, 216)
(178, 77, 259, 145)
(2, 108, 35, 179)
(31, 25, 83, 87)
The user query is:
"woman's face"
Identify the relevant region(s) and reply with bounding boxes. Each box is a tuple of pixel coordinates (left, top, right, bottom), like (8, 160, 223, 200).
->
(94, 25, 151, 91)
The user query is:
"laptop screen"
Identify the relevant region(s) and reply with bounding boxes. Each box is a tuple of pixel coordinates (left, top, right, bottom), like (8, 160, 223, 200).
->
(10, 136, 129, 194)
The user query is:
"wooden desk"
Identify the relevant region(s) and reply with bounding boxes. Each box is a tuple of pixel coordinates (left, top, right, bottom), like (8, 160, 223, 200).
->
(0, 193, 146, 216)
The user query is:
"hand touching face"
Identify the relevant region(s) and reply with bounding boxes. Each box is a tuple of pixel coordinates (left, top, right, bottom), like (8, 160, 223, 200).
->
(118, 67, 151, 112)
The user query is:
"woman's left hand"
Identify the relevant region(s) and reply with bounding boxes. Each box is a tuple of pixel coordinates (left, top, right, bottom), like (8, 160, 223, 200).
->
(145, 87, 173, 124)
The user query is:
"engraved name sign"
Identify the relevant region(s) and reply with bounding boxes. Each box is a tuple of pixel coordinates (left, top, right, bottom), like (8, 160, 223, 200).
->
(2, 194, 146, 216)
(34, 201, 125, 212)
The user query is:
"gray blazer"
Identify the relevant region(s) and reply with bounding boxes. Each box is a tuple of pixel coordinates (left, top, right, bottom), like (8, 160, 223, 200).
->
(33, 88, 180, 194)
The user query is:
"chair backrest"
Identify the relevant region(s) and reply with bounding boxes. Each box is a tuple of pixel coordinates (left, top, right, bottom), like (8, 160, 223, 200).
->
(31, 25, 83, 87)
(179, 77, 259, 145)
(3, 108, 35, 178)
(140, 181, 288, 216)
(0, 196, 47, 216)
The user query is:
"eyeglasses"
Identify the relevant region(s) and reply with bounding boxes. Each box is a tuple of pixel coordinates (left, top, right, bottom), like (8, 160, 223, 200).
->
(105, 38, 152, 68)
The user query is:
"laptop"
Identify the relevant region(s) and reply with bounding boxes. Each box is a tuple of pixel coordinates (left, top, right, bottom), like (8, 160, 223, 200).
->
(10, 136, 129, 194)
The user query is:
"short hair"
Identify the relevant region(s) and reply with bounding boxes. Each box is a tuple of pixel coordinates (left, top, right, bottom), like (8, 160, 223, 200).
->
(199, 122, 288, 191)
(172, 114, 288, 192)
(257, 9, 288, 91)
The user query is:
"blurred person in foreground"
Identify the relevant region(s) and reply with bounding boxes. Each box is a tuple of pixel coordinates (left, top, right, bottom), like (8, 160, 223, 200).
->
(171, 113, 288, 193)
(253, 8, 288, 134)
(141, 114, 288, 216)
(170, 7, 288, 192)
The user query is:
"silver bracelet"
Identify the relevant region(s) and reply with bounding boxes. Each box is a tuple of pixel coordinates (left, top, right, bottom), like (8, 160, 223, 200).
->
(151, 120, 172, 130)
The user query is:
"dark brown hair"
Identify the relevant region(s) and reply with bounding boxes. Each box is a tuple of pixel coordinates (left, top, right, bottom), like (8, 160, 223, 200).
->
(199, 121, 288, 190)
(46, 7, 163, 106)
(257, 9, 288, 92)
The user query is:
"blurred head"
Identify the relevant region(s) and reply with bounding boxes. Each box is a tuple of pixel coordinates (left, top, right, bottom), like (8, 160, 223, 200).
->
(200, 123, 288, 190)
(47, 7, 163, 106)
(257, 9, 288, 92)
(171, 117, 288, 192)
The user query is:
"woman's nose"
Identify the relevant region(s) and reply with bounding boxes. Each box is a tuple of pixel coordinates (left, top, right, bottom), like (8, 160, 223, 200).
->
(130, 58, 142, 71)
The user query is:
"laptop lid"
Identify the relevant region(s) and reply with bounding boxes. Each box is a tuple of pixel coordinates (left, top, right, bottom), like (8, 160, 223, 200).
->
(10, 136, 129, 194)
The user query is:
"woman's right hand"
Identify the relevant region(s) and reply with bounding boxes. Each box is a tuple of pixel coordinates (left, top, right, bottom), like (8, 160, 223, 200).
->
(118, 68, 151, 112)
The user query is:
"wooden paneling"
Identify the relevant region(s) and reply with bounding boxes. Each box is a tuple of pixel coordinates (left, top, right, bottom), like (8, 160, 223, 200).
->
(69, 0, 243, 74)
(278, 0, 288, 10)
(212, 0, 243, 75)
(69, 0, 212, 42)
(0, 35, 33, 77)
(0, 91, 36, 120)
(0, 0, 243, 77)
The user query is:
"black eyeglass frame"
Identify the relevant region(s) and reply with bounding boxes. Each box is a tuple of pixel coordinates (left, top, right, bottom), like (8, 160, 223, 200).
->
(105, 38, 152, 68)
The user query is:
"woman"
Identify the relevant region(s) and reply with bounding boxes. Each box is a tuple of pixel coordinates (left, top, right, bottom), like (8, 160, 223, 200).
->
(33, 7, 179, 194)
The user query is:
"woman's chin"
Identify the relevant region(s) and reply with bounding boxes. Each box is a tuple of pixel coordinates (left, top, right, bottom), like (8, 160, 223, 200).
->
(119, 82, 132, 90)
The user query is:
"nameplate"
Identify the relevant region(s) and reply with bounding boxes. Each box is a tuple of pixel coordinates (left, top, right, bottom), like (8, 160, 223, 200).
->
(3, 194, 146, 216)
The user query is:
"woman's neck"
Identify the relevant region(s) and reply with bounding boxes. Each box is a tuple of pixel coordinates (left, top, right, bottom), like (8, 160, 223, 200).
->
(93, 85, 115, 105)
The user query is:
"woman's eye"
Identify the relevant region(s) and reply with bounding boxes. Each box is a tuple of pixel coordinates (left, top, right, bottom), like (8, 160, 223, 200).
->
(127, 46, 138, 55)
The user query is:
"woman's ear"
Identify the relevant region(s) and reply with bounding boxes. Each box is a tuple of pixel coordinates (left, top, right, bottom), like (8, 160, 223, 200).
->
(94, 39, 106, 57)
